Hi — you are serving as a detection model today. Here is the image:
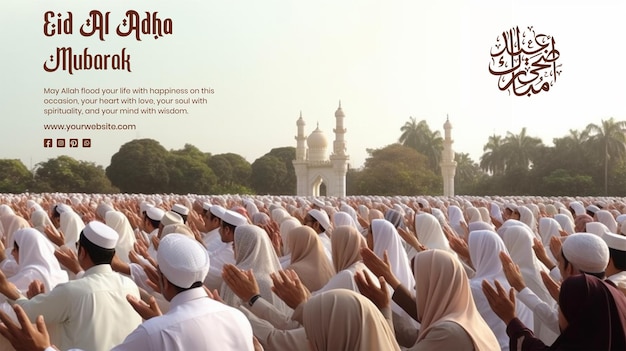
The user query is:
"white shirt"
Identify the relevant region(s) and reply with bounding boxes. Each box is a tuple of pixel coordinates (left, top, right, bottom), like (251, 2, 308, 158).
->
(203, 227, 222, 252)
(112, 288, 254, 351)
(608, 270, 626, 288)
(516, 287, 560, 335)
(204, 243, 235, 290)
(13, 265, 142, 351)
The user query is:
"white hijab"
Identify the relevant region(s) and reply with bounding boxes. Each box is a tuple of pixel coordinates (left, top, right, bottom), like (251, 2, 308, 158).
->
(538, 217, 562, 263)
(554, 213, 575, 235)
(12, 228, 68, 292)
(105, 211, 137, 264)
(468, 229, 534, 351)
(595, 210, 618, 234)
(220, 224, 289, 313)
(59, 210, 85, 252)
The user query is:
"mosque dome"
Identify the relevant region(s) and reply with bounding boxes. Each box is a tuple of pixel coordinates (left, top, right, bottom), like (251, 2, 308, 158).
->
(307, 124, 329, 162)
(307, 124, 328, 149)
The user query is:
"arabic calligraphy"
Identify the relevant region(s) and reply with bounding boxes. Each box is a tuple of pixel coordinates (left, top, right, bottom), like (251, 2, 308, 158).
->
(489, 26, 562, 97)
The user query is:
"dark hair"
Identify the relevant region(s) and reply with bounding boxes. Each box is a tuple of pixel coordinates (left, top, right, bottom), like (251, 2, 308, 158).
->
(562, 250, 605, 279)
(220, 221, 236, 233)
(79, 233, 115, 265)
(609, 248, 626, 271)
(13, 241, 18, 251)
(51, 205, 62, 219)
(143, 213, 160, 229)
(171, 280, 203, 293)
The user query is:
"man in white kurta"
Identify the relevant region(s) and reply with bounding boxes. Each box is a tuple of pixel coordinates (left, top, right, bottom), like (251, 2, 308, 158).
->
(113, 234, 254, 350)
(0, 221, 142, 351)
(603, 231, 626, 288)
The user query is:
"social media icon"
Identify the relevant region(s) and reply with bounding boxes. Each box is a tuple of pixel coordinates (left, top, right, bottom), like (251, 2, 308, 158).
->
(56, 139, 65, 147)
(43, 139, 53, 148)
(69, 139, 79, 148)
(82, 138, 91, 147)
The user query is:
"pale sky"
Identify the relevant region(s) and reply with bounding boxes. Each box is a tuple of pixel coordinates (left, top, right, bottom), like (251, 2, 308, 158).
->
(1, 0, 625, 171)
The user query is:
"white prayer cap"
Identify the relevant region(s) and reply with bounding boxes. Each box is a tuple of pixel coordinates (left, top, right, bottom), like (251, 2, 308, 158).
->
(146, 207, 165, 221)
(586, 205, 600, 215)
(140, 202, 154, 213)
(603, 232, 626, 252)
(161, 211, 183, 227)
(505, 203, 518, 211)
(171, 203, 189, 216)
(222, 210, 247, 227)
(83, 221, 118, 249)
(312, 198, 325, 208)
(158, 234, 210, 288)
(586, 222, 610, 237)
(202, 202, 212, 211)
(308, 209, 331, 232)
(562, 233, 609, 274)
(210, 205, 226, 219)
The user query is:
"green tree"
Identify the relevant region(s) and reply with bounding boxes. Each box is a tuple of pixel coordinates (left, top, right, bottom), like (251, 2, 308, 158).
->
(0, 159, 32, 193)
(357, 144, 440, 195)
(454, 153, 485, 195)
(106, 139, 170, 193)
(167, 154, 217, 194)
(264, 147, 297, 195)
(501, 127, 543, 171)
(399, 118, 443, 172)
(480, 134, 505, 175)
(585, 118, 626, 195)
(251, 155, 288, 195)
(34, 156, 118, 193)
(206, 153, 252, 193)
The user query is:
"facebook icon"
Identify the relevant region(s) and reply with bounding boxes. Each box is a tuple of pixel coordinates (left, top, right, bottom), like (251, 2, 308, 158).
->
(43, 139, 53, 148)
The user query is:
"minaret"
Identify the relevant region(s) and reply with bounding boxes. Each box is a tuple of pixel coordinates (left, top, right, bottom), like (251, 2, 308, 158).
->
(440, 115, 457, 196)
(330, 100, 349, 197)
(295, 111, 307, 161)
(332, 100, 347, 156)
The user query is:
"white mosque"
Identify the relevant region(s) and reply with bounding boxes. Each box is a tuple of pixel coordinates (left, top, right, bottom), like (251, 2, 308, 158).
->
(293, 102, 349, 197)
(292, 102, 456, 197)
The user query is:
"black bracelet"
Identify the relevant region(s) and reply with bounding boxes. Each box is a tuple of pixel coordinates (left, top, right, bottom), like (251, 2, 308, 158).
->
(248, 294, 262, 307)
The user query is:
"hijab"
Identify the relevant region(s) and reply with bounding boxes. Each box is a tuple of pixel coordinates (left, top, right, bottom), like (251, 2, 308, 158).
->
(105, 211, 137, 264)
(413, 250, 499, 350)
(287, 226, 334, 292)
(12, 228, 68, 292)
(550, 274, 626, 350)
(303, 289, 400, 351)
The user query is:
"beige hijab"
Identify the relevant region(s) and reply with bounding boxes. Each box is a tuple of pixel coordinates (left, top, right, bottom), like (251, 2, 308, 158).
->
(287, 226, 334, 292)
(413, 250, 499, 350)
(331, 225, 365, 272)
(303, 289, 400, 351)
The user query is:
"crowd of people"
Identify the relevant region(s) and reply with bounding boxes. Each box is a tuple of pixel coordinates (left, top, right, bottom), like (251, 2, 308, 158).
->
(0, 192, 624, 350)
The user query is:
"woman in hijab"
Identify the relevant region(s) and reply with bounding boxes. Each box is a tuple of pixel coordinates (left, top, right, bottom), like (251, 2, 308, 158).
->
(316, 225, 373, 294)
(278, 217, 301, 268)
(538, 218, 562, 263)
(484, 274, 626, 350)
(5, 228, 69, 295)
(502, 225, 559, 344)
(105, 211, 137, 264)
(469, 230, 534, 351)
(220, 224, 290, 314)
(359, 249, 500, 350)
(286, 226, 334, 292)
(553, 214, 574, 235)
(302, 289, 400, 351)
(596, 210, 618, 234)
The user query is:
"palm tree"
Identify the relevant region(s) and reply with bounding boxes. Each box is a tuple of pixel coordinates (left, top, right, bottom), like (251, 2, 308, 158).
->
(399, 117, 420, 150)
(480, 134, 505, 175)
(584, 118, 626, 195)
(501, 127, 543, 171)
(399, 118, 443, 172)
